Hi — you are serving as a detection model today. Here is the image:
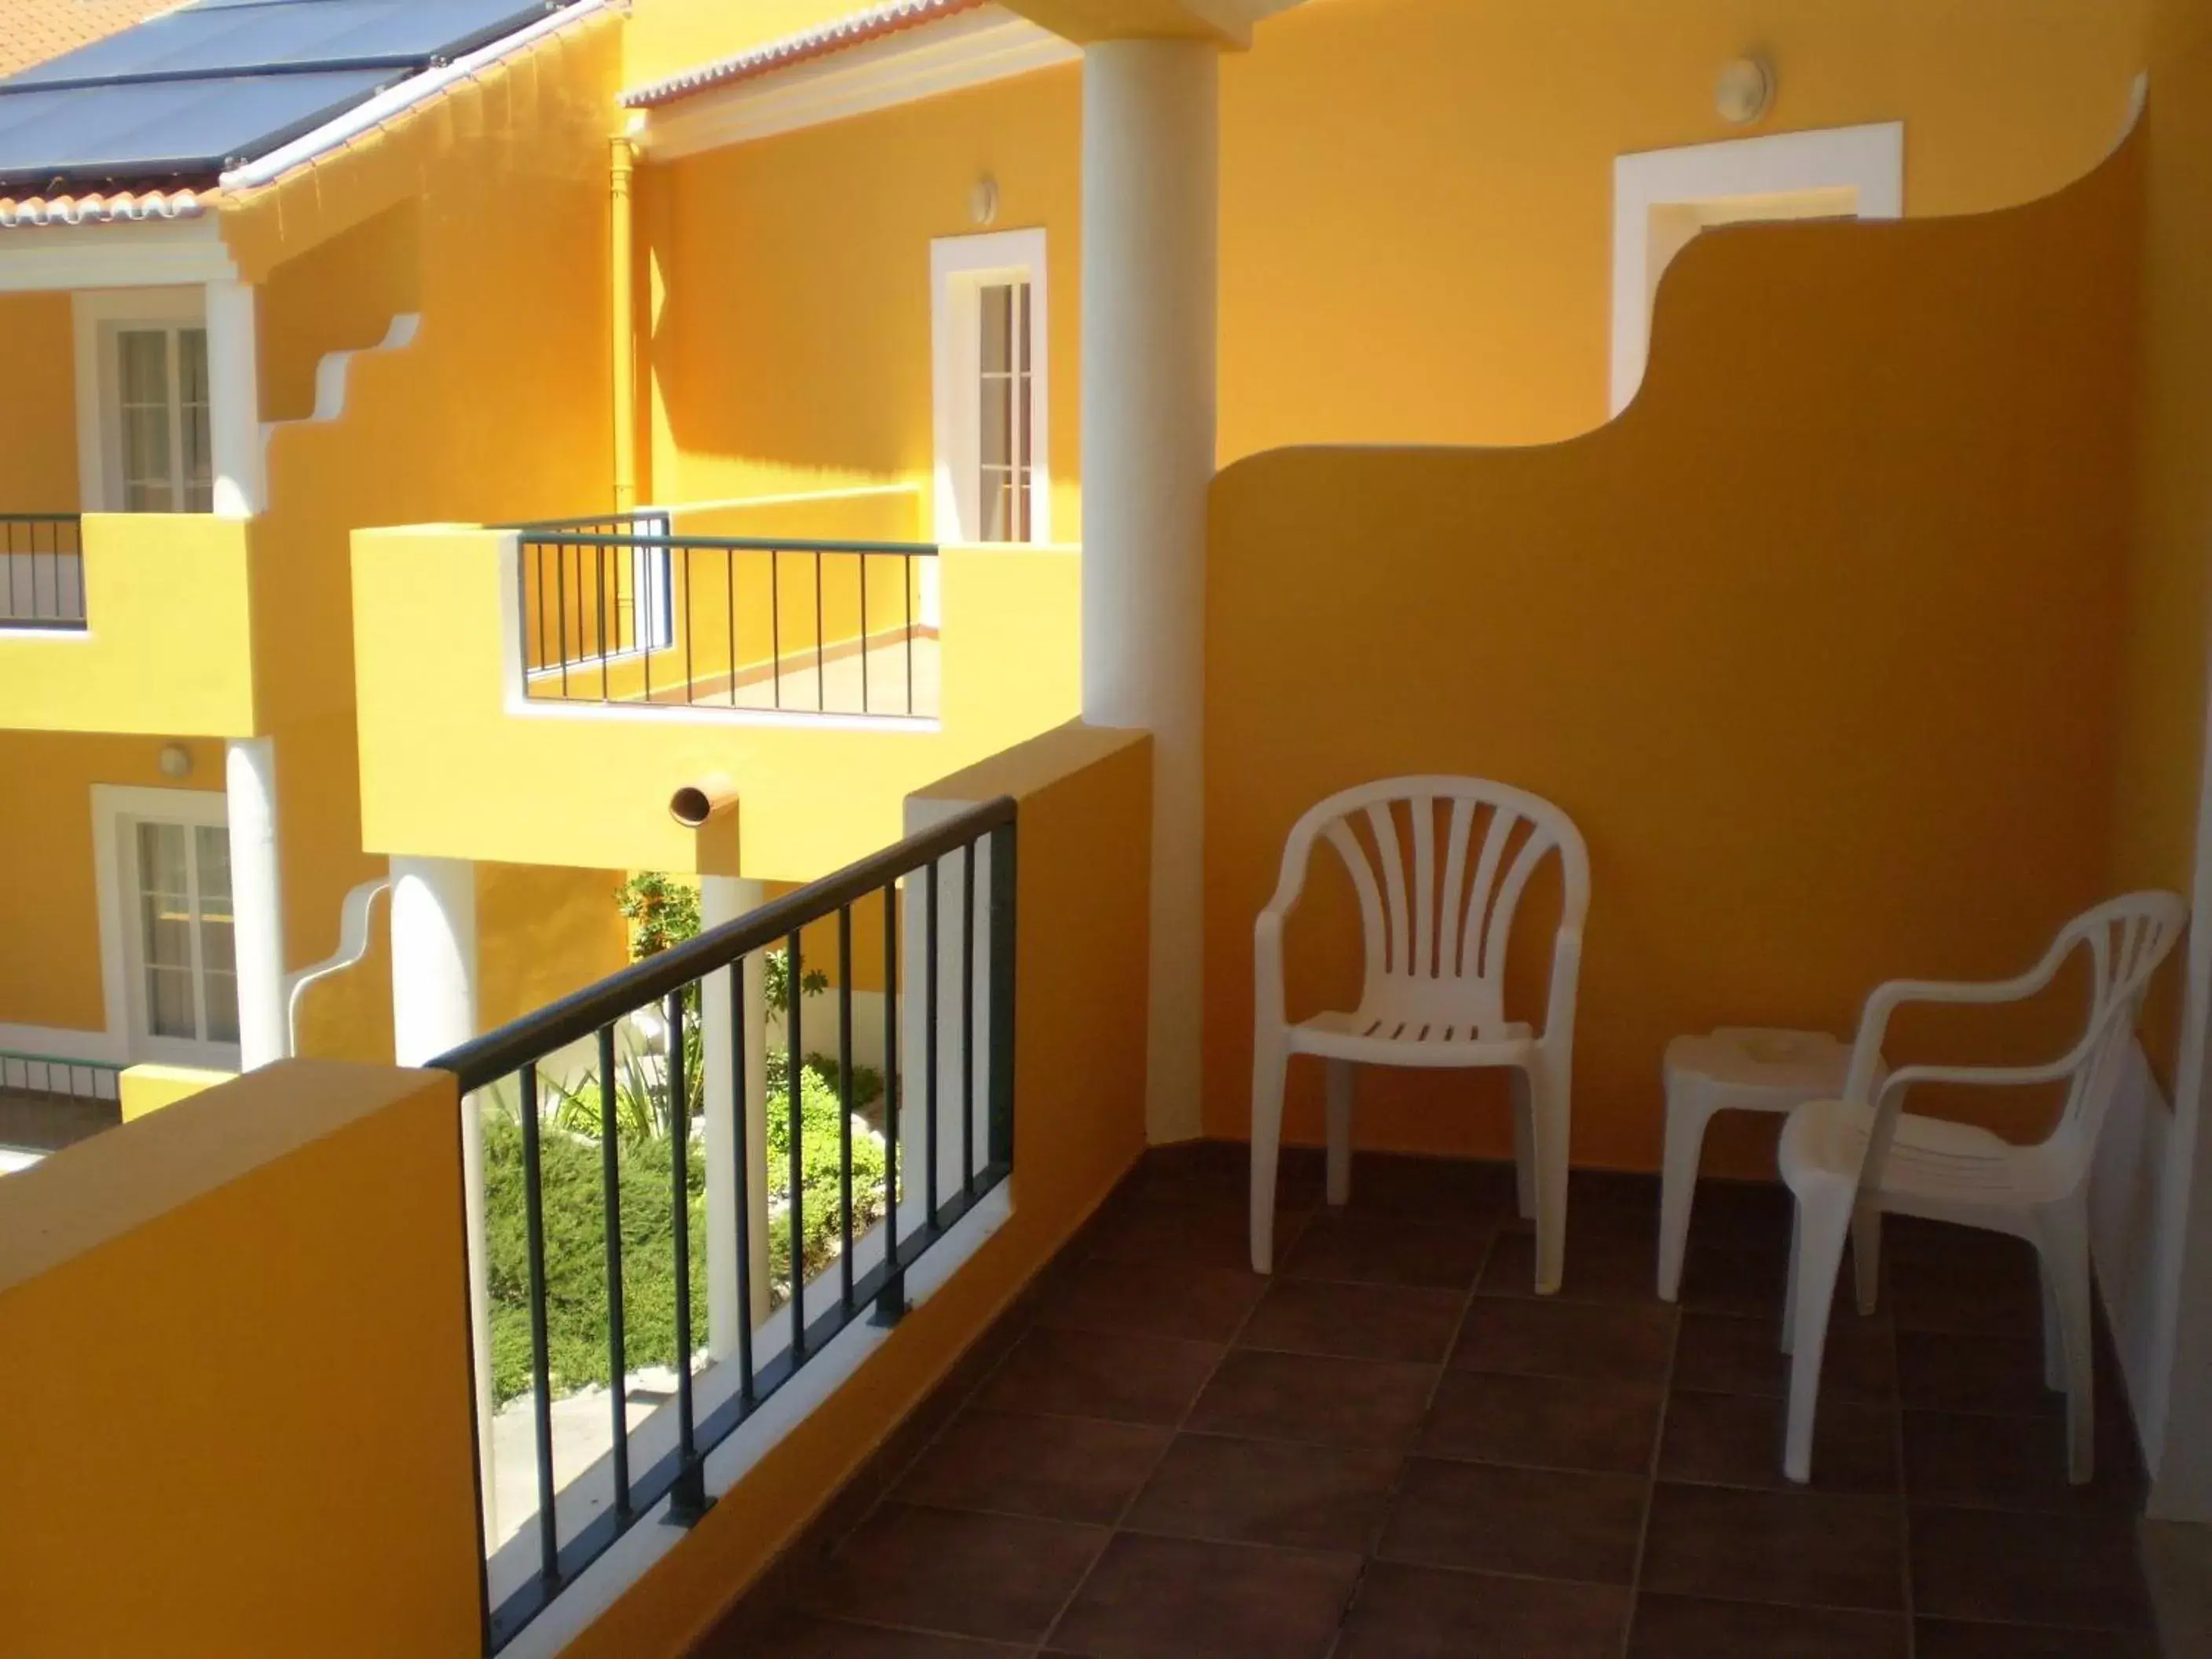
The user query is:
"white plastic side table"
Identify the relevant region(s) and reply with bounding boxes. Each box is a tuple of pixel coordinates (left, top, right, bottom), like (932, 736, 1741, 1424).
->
(1658, 1027, 1857, 1302)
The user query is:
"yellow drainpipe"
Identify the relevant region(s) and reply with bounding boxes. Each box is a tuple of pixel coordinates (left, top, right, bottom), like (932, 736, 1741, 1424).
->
(610, 129, 639, 513)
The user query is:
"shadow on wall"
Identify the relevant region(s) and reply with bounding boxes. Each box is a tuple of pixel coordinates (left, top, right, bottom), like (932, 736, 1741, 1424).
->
(1203, 131, 2145, 1176)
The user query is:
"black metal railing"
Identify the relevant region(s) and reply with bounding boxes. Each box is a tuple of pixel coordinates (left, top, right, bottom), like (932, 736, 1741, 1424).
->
(433, 797, 1016, 1653)
(0, 514, 85, 629)
(0, 1049, 121, 1103)
(512, 527, 939, 718)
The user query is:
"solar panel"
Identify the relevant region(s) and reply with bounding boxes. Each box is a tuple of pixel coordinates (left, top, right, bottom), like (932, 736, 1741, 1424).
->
(0, 0, 561, 191)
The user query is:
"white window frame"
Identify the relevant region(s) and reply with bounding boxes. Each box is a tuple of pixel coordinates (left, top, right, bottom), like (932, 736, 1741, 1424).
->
(71, 286, 211, 513)
(91, 782, 241, 1071)
(930, 229, 1050, 547)
(1611, 123, 1903, 417)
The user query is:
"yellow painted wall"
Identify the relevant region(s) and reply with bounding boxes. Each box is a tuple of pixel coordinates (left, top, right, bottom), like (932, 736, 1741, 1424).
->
(211, 15, 624, 1060)
(0, 514, 257, 736)
(118, 1062, 232, 1121)
(0, 291, 77, 511)
(565, 722, 1152, 1657)
(257, 200, 423, 425)
(1220, 0, 2149, 454)
(352, 526, 1081, 880)
(478, 860, 634, 1031)
(0, 734, 225, 1035)
(2109, 3, 2212, 1089)
(0, 1060, 481, 1654)
(1203, 140, 2141, 1176)
(643, 60, 1082, 537)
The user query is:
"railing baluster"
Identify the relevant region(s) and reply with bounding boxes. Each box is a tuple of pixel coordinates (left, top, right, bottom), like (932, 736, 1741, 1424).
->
(905, 551, 915, 716)
(813, 548, 827, 712)
(731, 949, 756, 1406)
(770, 550, 782, 709)
(725, 544, 738, 708)
(877, 880, 903, 1323)
(596, 544, 610, 702)
(595, 1024, 631, 1519)
(925, 858, 939, 1232)
(667, 989, 710, 1522)
(859, 552, 870, 714)
(683, 544, 695, 705)
(988, 823, 1017, 1170)
(518, 1065, 562, 1586)
(837, 904, 855, 1313)
(555, 541, 569, 698)
(786, 929, 807, 1361)
(961, 840, 976, 1204)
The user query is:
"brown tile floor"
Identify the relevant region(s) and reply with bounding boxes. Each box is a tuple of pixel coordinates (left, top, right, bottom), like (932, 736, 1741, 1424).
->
(706, 1142, 2165, 1657)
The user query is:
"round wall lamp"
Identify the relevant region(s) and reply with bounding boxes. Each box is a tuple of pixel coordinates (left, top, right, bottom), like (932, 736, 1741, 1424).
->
(158, 742, 194, 779)
(969, 175, 1000, 229)
(1715, 57, 1774, 125)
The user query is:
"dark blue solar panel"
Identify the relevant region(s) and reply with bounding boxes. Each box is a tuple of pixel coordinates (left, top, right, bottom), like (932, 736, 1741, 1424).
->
(0, 0, 561, 189)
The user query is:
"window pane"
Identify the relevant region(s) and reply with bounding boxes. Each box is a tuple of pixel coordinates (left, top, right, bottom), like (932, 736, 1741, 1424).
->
(980, 372, 1011, 469)
(137, 822, 196, 1038)
(194, 825, 232, 906)
(180, 328, 213, 513)
(195, 826, 236, 1043)
(980, 471, 1012, 543)
(1016, 281, 1031, 372)
(118, 329, 174, 512)
(980, 284, 1012, 373)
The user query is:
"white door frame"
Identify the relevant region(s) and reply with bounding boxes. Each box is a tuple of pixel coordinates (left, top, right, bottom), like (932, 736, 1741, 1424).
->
(90, 782, 242, 1071)
(1610, 122, 1904, 417)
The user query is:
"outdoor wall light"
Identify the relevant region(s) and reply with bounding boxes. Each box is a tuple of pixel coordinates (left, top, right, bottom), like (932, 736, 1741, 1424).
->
(157, 742, 193, 779)
(969, 175, 999, 228)
(1715, 57, 1774, 125)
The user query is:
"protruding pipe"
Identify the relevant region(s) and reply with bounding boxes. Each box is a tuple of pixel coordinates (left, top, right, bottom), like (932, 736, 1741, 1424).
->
(671, 772, 737, 828)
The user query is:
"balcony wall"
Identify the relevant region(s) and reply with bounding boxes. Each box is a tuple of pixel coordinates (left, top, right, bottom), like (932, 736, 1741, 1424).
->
(1203, 130, 2144, 1177)
(351, 525, 1079, 879)
(0, 514, 258, 737)
(0, 1060, 480, 1654)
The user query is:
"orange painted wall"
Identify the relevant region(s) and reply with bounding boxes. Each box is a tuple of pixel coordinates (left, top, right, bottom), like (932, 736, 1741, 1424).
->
(2110, 5, 2212, 1089)
(641, 61, 1082, 535)
(0, 291, 77, 511)
(566, 723, 1152, 1657)
(1221, 0, 2149, 455)
(0, 1061, 481, 1654)
(1203, 142, 2141, 1175)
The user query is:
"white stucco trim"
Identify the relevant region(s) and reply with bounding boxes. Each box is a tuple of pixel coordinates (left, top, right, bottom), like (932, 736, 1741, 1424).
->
(1610, 122, 1903, 417)
(638, 7, 1078, 159)
(930, 228, 1051, 548)
(0, 215, 235, 295)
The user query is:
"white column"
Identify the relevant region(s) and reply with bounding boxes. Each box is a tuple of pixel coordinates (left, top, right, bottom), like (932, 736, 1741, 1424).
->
(1080, 38, 1219, 1143)
(203, 279, 263, 520)
(701, 876, 771, 1357)
(389, 856, 490, 1524)
(223, 737, 287, 1070)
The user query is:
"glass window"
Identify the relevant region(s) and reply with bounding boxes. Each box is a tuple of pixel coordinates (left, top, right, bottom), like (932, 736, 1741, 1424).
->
(113, 324, 213, 512)
(977, 280, 1033, 543)
(132, 815, 236, 1048)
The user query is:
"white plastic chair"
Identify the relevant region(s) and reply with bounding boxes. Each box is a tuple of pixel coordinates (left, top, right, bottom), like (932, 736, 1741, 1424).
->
(1251, 777, 1591, 1291)
(1778, 891, 2187, 1485)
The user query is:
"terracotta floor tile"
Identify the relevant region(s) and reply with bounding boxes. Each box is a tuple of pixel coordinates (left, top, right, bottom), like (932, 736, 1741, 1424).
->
(1627, 1595, 1907, 1657)
(1670, 1309, 1895, 1402)
(1342, 1152, 1519, 1220)
(1089, 1198, 1309, 1273)
(1479, 1223, 1652, 1304)
(1186, 1349, 1437, 1448)
(1143, 1140, 1324, 1210)
(1239, 1277, 1465, 1363)
(1337, 1562, 1628, 1657)
(1677, 1177, 1796, 1251)
(1910, 1503, 2156, 1630)
(1038, 1258, 1265, 1344)
(1377, 1457, 1646, 1584)
(976, 1326, 1224, 1426)
(1887, 1255, 2045, 1339)
(1046, 1533, 1361, 1658)
(1903, 1409, 2144, 1514)
(1894, 1331, 2061, 1418)
(1420, 1369, 1661, 1474)
(894, 1409, 1171, 1525)
(1450, 1295, 1675, 1384)
(1639, 1483, 1904, 1611)
(1660, 1390, 1899, 1495)
(1572, 1168, 1664, 1213)
(1675, 1242, 1796, 1320)
(731, 1613, 1030, 1656)
(1283, 1210, 1495, 1289)
(798, 1503, 1108, 1644)
(1121, 1432, 1401, 1552)
(1913, 1618, 2162, 1657)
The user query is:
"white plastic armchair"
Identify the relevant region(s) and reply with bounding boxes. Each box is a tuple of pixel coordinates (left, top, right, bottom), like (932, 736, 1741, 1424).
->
(1251, 777, 1591, 1291)
(1778, 891, 2187, 1485)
